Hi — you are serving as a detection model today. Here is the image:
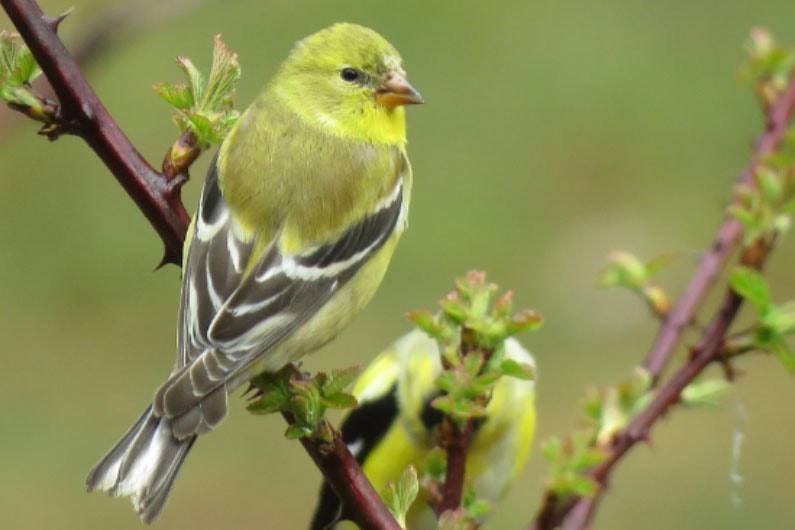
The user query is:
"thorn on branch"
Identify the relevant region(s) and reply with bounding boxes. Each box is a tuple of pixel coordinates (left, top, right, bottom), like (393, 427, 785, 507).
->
(42, 9, 70, 34)
(3, 0, 193, 263)
(156, 237, 186, 270)
(717, 357, 740, 381)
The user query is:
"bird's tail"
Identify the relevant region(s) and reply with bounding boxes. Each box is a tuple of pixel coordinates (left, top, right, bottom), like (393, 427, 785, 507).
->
(86, 406, 196, 524)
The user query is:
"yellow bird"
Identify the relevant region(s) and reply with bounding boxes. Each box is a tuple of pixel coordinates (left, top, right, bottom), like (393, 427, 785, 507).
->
(86, 23, 422, 523)
(310, 329, 537, 530)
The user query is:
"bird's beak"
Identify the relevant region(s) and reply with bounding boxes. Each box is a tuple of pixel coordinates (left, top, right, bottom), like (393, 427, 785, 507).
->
(375, 73, 424, 107)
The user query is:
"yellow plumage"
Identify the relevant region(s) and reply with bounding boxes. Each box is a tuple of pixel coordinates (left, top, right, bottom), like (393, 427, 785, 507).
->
(310, 330, 537, 530)
(87, 23, 421, 523)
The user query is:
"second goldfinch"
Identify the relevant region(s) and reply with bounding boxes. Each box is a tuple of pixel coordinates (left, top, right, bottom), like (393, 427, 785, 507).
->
(310, 330, 537, 530)
(86, 23, 422, 523)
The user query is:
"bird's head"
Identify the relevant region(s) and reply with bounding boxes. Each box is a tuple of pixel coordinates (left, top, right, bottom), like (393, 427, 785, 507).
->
(271, 23, 423, 145)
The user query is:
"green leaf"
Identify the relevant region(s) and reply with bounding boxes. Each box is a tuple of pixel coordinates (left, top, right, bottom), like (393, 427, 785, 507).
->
(473, 371, 500, 388)
(184, 112, 215, 142)
(14, 47, 39, 84)
(769, 338, 795, 373)
(540, 437, 562, 462)
(681, 378, 732, 407)
(153, 82, 193, 109)
(571, 448, 609, 471)
(506, 310, 544, 336)
(755, 325, 777, 346)
(406, 310, 444, 337)
(501, 358, 535, 380)
(761, 303, 795, 335)
(569, 476, 599, 497)
(176, 56, 205, 105)
(430, 395, 455, 415)
(422, 448, 447, 480)
(729, 267, 771, 310)
(595, 389, 627, 445)
(322, 366, 362, 396)
(248, 365, 356, 438)
(383, 466, 418, 529)
(246, 389, 288, 414)
(1, 30, 41, 86)
(728, 204, 756, 228)
(406, 271, 544, 441)
(619, 367, 652, 404)
(492, 290, 514, 319)
(644, 252, 679, 277)
(436, 372, 456, 393)
(758, 166, 784, 203)
(285, 424, 310, 440)
(465, 499, 492, 519)
(155, 35, 241, 147)
(463, 352, 485, 377)
(440, 293, 468, 325)
(211, 109, 241, 142)
(0, 30, 42, 107)
(596, 251, 647, 289)
(319, 392, 357, 408)
(247, 368, 293, 414)
(461, 483, 493, 518)
(203, 34, 241, 111)
(740, 27, 795, 93)
(471, 318, 506, 344)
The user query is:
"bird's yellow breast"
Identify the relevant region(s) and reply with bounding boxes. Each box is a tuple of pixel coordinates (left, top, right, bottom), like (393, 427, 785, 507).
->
(216, 95, 407, 254)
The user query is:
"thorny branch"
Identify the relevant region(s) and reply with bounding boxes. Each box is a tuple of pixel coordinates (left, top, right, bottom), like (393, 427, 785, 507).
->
(643, 74, 795, 382)
(1, 0, 189, 266)
(531, 76, 795, 530)
(285, 411, 402, 530)
(8, 1, 795, 529)
(1, 1, 400, 528)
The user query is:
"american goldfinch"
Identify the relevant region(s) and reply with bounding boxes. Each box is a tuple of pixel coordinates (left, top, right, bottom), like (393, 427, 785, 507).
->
(309, 330, 537, 530)
(86, 23, 422, 523)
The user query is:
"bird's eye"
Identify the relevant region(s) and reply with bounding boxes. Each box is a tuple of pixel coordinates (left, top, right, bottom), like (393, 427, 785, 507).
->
(340, 67, 361, 82)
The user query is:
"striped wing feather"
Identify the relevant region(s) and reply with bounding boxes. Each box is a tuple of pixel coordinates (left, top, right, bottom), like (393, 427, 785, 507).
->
(153, 159, 405, 438)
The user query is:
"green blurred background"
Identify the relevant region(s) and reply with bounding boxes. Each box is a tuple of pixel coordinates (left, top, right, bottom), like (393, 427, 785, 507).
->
(2, 1, 795, 528)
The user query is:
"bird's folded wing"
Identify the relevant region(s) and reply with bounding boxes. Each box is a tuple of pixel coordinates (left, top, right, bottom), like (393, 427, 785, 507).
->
(159, 162, 404, 421)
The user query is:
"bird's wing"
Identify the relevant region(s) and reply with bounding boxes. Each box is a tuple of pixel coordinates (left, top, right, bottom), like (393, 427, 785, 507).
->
(156, 157, 406, 434)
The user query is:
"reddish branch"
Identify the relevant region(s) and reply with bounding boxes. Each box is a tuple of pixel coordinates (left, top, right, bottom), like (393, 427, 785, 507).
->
(2, 1, 400, 528)
(0, 0, 213, 139)
(1, 0, 189, 266)
(14, 0, 789, 527)
(436, 419, 474, 514)
(531, 77, 795, 530)
(285, 412, 401, 530)
(643, 76, 795, 382)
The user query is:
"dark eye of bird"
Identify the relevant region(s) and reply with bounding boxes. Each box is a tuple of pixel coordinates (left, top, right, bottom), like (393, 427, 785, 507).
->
(340, 67, 361, 82)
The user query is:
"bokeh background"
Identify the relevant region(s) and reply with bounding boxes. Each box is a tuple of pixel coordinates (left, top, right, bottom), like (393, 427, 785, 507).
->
(2, 1, 795, 529)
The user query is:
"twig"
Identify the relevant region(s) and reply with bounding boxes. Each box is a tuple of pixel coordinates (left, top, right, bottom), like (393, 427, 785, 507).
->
(563, 240, 773, 529)
(0, 0, 215, 139)
(531, 76, 795, 530)
(3, 2, 399, 527)
(436, 418, 474, 514)
(1, 0, 190, 266)
(563, 288, 746, 529)
(643, 75, 795, 382)
(284, 413, 401, 530)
